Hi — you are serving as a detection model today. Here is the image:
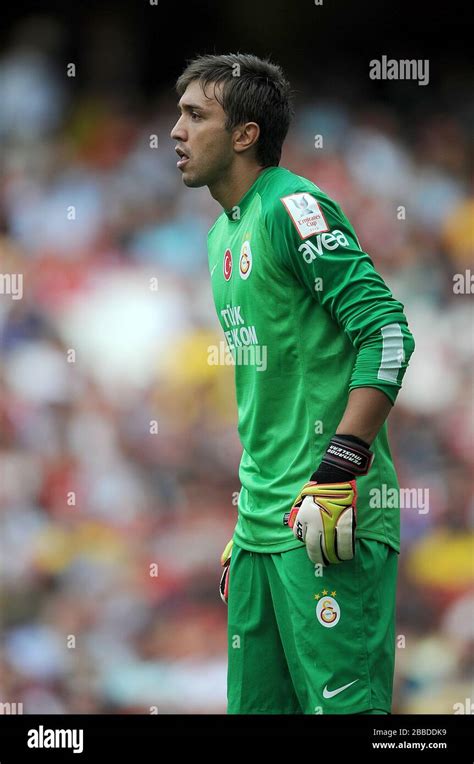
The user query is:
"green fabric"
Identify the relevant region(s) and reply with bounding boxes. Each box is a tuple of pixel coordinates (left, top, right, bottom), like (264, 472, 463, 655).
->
(227, 538, 398, 714)
(207, 166, 415, 554)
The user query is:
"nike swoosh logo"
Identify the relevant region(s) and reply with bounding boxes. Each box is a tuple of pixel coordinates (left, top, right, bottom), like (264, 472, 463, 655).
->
(323, 679, 359, 699)
(210, 263, 217, 276)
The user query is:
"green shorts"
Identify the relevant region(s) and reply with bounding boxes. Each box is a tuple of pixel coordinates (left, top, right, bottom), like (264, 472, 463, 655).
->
(227, 537, 398, 714)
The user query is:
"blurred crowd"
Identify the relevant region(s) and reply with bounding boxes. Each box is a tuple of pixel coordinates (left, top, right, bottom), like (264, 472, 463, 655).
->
(0, 27, 473, 715)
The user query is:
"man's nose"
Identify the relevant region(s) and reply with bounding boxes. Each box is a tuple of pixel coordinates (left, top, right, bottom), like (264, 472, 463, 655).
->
(170, 118, 186, 141)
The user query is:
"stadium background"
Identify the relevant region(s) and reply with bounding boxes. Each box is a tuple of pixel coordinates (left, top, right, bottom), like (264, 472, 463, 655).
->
(0, 0, 472, 714)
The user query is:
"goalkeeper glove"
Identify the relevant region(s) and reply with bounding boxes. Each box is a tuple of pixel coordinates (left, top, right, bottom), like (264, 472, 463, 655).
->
(283, 435, 373, 566)
(219, 538, 233, 604)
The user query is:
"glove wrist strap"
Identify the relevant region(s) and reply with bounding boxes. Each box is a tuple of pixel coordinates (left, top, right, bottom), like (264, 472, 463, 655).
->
(310, 434, 374, 482)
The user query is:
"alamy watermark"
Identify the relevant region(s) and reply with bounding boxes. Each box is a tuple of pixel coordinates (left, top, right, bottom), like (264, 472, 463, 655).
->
(0, 701, 24, 714)
(208, 340, 267, 372)
(369, 56, 429, 86)
(27, 725, 83, 754)
(453, 269, 473, 294)
(369, 485, 430, 514)
(0, 273, 23, 299)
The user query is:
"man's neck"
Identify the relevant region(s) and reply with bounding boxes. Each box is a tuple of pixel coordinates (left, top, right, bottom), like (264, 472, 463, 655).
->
(209, 163, 268, 211)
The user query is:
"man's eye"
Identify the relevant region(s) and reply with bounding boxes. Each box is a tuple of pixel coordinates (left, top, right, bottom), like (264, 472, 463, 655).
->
(191, 112, 201, 121)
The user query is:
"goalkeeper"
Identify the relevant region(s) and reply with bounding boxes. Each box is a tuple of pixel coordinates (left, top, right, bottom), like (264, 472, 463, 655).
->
(172, 53, 415, 715)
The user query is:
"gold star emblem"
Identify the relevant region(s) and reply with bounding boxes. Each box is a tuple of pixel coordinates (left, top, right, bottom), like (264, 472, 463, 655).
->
(314, 593, 320, 600)
(322, 589, 328, 596)
(331, 590, 337, 597)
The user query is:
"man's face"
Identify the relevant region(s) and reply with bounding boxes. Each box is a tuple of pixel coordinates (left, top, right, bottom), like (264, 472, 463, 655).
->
(170, 80, 234, 188)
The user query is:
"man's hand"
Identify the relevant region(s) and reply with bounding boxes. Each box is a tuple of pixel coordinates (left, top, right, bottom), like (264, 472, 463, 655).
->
(283, 433, 373, 566)
(284, 481, 357, 566)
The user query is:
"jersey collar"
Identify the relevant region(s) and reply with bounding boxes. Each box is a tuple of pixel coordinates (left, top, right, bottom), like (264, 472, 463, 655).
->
(223, 166, 277, 220)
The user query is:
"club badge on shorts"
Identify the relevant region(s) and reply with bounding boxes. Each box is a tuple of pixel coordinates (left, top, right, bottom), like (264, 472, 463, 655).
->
(315, 591, 341, 628)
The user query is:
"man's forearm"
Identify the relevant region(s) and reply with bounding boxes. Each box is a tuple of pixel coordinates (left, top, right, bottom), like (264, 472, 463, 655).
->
(336, 387, 393, 445)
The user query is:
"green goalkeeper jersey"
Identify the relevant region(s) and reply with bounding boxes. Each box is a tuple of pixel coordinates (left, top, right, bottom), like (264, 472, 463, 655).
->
(207, 166, 415, 554)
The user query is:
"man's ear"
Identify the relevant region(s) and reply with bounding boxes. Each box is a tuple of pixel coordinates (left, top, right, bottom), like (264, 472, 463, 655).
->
(233, 122, 260, 154)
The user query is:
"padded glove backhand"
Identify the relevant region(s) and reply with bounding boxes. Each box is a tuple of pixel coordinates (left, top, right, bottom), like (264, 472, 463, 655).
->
(284, 481, 357, 566)
(219, 539, 233, 604)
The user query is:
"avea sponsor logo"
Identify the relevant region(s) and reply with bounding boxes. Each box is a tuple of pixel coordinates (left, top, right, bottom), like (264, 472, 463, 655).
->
(298, 229, 349, 263)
